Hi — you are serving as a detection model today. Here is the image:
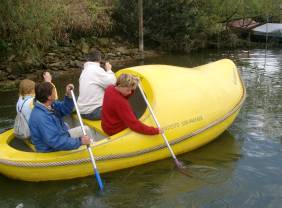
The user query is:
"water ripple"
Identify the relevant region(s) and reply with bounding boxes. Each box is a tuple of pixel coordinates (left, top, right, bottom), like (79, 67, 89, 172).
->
(242, 140, 279, 158)
(241, 191, 265, 207)
(240, 165, 267, 178)
(183, 164, 229, 184)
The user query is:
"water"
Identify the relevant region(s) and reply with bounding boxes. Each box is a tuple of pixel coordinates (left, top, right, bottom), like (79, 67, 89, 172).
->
(0, 49, 281, 208)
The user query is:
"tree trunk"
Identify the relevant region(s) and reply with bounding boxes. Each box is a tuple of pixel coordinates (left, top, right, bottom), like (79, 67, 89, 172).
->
(138, 0, 144, 56)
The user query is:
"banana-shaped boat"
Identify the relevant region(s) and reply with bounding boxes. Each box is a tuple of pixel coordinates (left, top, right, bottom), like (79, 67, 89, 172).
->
(0, 59, 245, 181)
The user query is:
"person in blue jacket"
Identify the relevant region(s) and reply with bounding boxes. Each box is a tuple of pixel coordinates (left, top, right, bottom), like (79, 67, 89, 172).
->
(29, 82, 91, 152)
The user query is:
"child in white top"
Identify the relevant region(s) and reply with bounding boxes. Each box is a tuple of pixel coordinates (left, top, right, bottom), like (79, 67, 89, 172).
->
(16, 79, 35, 122)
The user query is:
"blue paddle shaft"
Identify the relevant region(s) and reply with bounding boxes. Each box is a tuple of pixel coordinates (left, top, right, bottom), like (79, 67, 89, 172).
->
(87, 146, 104, 191)
(94, 168, 104, 191)
(71, 90, 104, 191)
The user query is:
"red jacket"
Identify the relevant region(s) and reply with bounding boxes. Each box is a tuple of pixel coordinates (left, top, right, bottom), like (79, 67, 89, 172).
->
(101, 85, 159, 136)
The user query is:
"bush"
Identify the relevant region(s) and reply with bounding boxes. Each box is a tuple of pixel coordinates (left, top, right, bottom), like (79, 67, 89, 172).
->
(0, 0, 62, 60)
(112, 0, 282, 52)
(113, 0, 220, 52)
(0, 0, 113, 61)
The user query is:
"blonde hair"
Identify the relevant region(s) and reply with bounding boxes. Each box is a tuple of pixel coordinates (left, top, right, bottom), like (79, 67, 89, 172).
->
(19, 79, 35, 96)
(116, 74, 139, 89)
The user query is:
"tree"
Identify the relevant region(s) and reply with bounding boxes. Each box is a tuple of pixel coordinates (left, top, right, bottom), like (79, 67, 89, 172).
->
(138, 0, 144, 54)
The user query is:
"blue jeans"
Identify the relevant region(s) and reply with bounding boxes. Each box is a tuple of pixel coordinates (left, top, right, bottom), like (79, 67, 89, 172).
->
(81, 106, 102, 120)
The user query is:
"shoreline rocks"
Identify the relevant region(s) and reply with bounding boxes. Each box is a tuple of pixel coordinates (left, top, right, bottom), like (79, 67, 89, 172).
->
(0, 38, 160, 92)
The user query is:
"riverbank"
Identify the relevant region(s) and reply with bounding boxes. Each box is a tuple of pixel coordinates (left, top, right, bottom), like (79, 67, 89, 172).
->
(0, 37, 161, 92)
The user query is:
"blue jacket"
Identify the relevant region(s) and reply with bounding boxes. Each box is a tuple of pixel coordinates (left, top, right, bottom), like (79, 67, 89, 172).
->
(29, 96, 81, 152)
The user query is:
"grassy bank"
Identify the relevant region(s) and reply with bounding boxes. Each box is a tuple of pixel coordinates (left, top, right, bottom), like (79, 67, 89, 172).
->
(0, 0, 113, 62)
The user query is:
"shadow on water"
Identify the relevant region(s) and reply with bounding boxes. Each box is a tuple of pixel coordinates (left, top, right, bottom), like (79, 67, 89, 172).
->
(0, 131, 241, 208)
(0, 90, 18, 133)
(178, 131, 241, 183)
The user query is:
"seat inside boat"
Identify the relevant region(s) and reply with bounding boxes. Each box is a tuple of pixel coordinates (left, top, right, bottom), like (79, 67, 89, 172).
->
(9, 137, 35, 152)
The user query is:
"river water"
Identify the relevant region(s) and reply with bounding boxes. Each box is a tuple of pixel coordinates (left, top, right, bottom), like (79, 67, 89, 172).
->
(0, 49, 281, 208)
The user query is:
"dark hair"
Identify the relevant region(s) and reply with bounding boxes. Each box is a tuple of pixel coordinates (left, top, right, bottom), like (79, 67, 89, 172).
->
(35, 82, 54, 103)
(87, 50, 101, 62)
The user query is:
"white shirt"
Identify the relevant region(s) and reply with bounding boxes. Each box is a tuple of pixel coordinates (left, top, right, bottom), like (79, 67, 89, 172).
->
(16, 95, 34, 122)
(77, 62, 116, 114)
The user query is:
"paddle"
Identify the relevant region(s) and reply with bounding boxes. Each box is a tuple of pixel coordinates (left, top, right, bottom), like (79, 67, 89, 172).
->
(70, 90, 104, 191)
(138, 83, 184, 169)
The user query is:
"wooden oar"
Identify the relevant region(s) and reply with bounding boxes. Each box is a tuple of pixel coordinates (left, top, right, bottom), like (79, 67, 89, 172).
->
(70, 90, 104, 191)
(138, 83, 183, 169)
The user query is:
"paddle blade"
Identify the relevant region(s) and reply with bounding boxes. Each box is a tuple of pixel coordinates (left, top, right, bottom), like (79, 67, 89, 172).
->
(173, 159, 192, 177)
(175, 159, 185, 169)
(94, 168, 104, 191)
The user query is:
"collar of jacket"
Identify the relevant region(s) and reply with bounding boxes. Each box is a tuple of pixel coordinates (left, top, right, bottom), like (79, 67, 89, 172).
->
(34, 101, 54, 114)
(84, 61, 99, 68)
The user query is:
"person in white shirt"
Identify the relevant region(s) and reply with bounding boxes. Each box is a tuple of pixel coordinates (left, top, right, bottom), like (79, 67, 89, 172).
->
(77, 50, 116, 120)
(16, 79, 35, 122)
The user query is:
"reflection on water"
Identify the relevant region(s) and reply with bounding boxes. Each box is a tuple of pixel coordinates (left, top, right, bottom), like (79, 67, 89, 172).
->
(240, 49, 281, 75)
(229, 49, 282, 208)
(0, 48, 282, 207)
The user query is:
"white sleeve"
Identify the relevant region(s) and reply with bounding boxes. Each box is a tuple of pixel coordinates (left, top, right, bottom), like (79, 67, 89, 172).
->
(97, 70, 117, 89)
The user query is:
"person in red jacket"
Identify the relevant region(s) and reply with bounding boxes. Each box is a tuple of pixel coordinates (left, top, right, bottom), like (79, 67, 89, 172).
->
(101, 73, 161, 136)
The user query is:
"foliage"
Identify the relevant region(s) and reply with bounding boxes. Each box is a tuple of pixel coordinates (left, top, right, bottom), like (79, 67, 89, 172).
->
(205, 0, 282, 22)
(112, 0, 282, 52)
(62, 0, 113, 38)
(1, 0, 63, 60)
(1, 0, 281, 60)
(144, 0, 202, 51)
(0, 0, 113, 61)
(113, 0, 225, 51)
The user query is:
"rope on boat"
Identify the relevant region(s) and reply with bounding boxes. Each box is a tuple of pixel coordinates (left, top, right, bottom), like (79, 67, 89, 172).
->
(0, 143, 166, 167)
(0, 67, 246, 168)
(0, 158, 90, 167)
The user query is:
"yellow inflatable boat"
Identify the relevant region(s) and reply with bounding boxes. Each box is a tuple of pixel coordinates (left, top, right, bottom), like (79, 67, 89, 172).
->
(0, 59, 245, 181)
